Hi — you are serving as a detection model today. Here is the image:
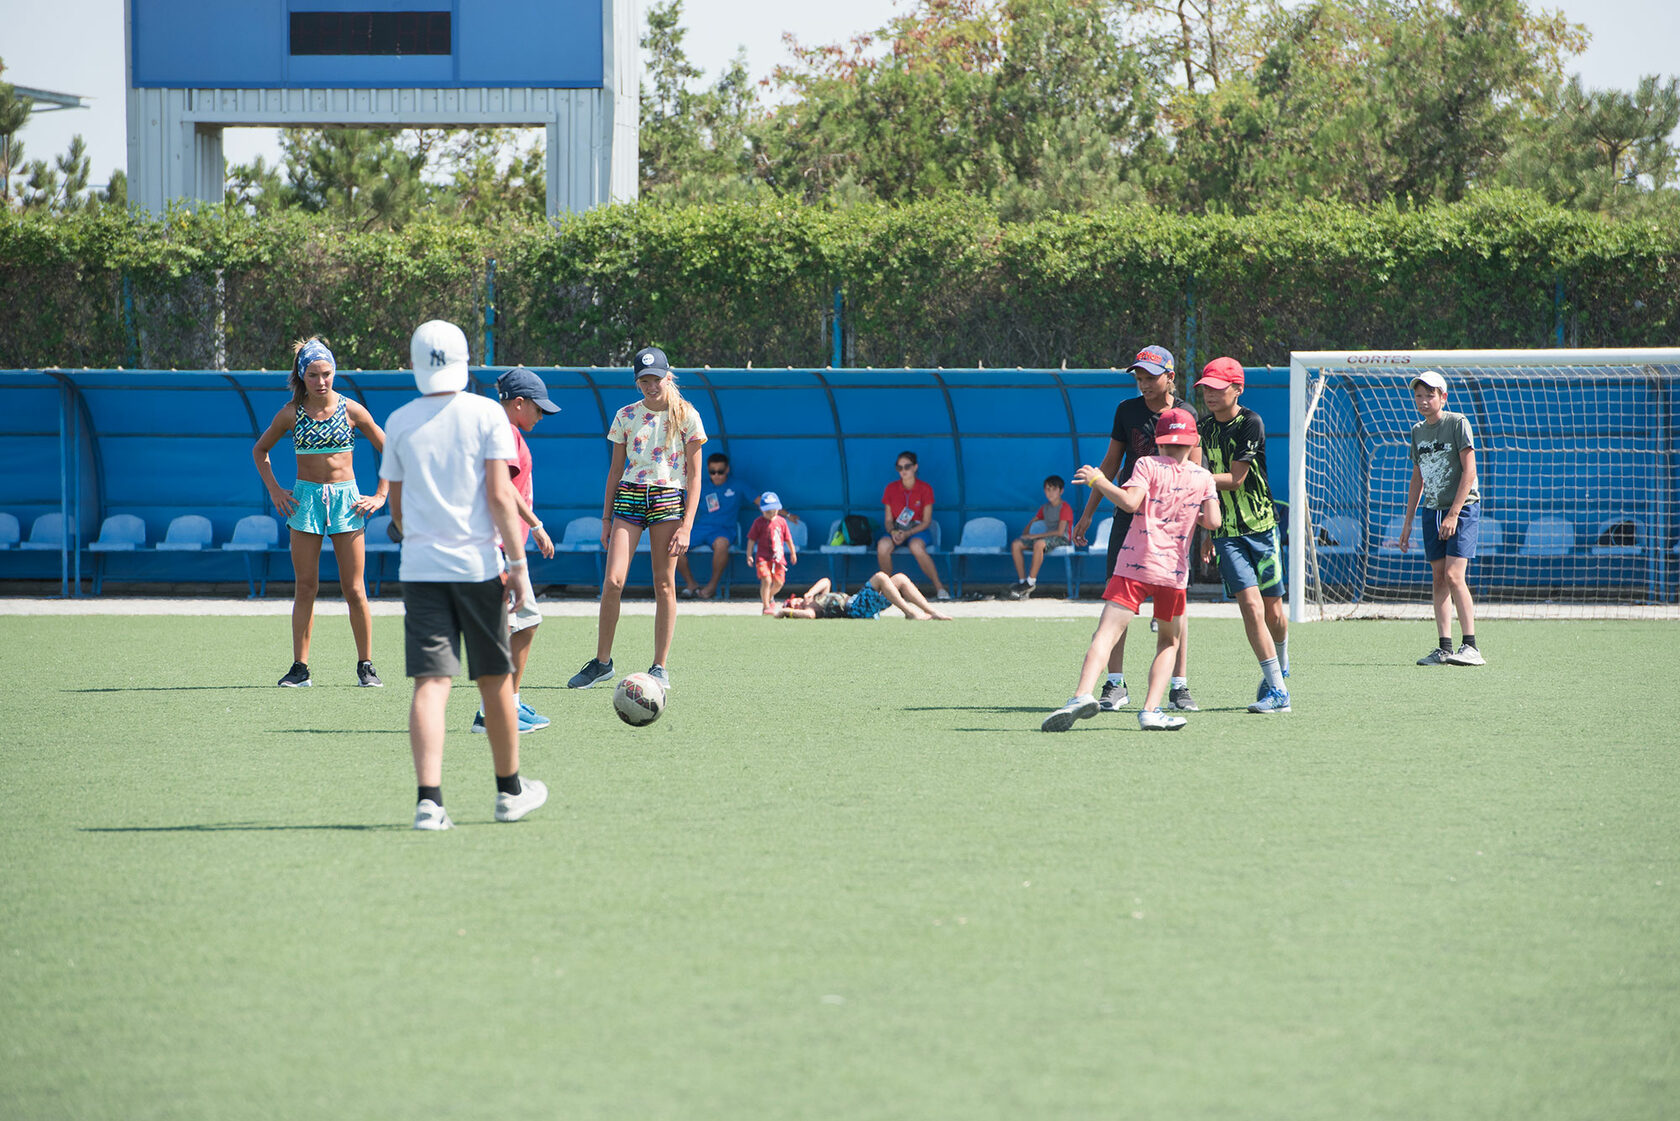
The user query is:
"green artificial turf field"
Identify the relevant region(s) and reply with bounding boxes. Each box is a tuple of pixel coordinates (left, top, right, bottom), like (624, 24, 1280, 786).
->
(1, 613, 1676, 1120)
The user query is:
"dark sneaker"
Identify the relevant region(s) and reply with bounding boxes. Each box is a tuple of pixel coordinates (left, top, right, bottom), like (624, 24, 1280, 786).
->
(1417, 647, 1453, 666)
(567, 658, 614, 689)
(647, 664, 670, 691)
(356, 660, 383, 687)
(277, 662, 311, 688)
(679, 587, 700, 600)
(1098, 679, 1129, 711)
(1008, 581, 1030, 599)
(1168, 684, 1199, 711)
(1446, 644, 1485, 666)
(1041, 694, 1099, 733)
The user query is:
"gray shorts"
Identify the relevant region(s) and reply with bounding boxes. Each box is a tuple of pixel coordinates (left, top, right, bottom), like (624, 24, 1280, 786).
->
(403, 578, 514, 679)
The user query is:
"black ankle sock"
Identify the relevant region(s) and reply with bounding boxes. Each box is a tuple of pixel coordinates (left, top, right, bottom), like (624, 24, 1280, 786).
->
(496, 773, 522, 797)
(1439, 637, 1453, 651)
(417, 785, 442, 806)
(1463, 634, 1476, 649)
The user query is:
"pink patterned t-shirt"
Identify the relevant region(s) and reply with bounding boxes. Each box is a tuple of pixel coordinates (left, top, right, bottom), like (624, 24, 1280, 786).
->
(1112, 454, 1216, 589)
(608, 401, 707, 488)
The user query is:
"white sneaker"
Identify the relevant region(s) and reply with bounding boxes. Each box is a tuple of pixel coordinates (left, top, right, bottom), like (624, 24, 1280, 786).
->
(1138, 707, 1187, 732)
(412, 799, 453, 831)
(494, 777, 549, 823)
(1041, 694, 1099, 733)
(936, 588, 953, 601)
(1446, 644, 1485, 666)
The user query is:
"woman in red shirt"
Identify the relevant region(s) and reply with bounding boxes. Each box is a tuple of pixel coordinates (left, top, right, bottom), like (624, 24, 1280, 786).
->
(875, 450, 951, 601)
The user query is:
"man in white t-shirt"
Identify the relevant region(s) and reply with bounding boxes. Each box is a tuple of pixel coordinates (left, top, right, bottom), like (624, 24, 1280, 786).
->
(380, 319, 547, 831)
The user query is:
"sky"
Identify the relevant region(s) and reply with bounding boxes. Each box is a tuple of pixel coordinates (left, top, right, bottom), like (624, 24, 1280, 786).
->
(1, 0, 1675, 190)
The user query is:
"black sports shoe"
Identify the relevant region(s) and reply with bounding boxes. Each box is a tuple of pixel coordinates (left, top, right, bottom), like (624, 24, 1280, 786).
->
(356, 660, 383, 687)
(1168, 684, 1199, 711)
(567, 657, 614, 689)
(278, 662, 312, 688)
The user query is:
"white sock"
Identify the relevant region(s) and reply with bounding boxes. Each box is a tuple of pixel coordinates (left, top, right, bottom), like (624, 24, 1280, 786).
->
(1107, 672, 1125, 686)
(1277, 638, 1289, 674)
(512, 692, 521, 708)
(1171, 676, 1187, 689)
(1260, 657, 1284, 690)
(1025, 576, 1036, 586)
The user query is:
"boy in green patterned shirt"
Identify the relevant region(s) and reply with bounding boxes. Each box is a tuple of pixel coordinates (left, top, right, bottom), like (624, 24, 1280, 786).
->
(1196, 358, 1291, 714)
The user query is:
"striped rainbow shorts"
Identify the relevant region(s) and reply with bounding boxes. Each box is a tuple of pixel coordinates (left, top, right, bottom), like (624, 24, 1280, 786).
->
(612, 482, 685, 527)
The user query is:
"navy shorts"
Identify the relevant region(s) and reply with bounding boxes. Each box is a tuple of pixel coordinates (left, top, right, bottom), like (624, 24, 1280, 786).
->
(1421, 504, 1480, 562)
(1214, 528, 1284, 597)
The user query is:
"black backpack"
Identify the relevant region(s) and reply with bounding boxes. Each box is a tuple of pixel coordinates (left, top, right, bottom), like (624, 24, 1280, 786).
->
(841, 514, 874, 545)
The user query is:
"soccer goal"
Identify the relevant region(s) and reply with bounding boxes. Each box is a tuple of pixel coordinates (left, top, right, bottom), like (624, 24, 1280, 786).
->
(1289, 349, 1680, 622)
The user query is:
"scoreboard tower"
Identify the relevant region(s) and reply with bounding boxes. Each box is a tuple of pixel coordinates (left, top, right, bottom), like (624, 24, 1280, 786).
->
(125, 0, 638, 217)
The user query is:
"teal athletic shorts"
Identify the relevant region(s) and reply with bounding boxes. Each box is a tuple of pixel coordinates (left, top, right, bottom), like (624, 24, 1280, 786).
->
(1214, 527, 1283, 598)
(287, 479, 365, 536)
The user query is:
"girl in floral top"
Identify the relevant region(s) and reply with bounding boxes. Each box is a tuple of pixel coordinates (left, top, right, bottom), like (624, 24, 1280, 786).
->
(567, 346, 707, 692)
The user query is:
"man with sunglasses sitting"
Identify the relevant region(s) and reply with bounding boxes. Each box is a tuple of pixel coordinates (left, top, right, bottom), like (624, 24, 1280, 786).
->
(679, 451, 760, 599)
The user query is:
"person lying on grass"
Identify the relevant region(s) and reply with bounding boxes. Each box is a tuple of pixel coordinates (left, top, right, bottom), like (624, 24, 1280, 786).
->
(775, 573, 953, 620)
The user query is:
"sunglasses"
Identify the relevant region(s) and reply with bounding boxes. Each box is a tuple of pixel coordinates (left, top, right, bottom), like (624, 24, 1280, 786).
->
(896, 463, 915, 472)
(708, 468, 728, 475)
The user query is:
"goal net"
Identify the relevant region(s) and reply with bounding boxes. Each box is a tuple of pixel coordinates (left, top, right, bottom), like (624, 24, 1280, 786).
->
(1289, 349, 1680, 621)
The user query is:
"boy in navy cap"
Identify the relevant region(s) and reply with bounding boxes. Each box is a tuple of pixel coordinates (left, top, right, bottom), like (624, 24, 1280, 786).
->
(468, 366, 560, 735)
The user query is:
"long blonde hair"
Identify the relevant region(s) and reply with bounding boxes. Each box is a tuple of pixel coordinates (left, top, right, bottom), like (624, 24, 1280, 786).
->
(659, 371, 692, 465)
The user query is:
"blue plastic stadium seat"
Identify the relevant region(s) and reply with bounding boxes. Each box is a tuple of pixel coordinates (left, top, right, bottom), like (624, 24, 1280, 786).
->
(86, 515, 148, 594)
(1316, 515, 1362, 555)
(820, 517, 872, 591)
(0, 512, 19, 549)
(1072, 516, 1113, 598)
(1479, 516, 1503, 556)
(1519, 517, 1575, 557)
(1589, 515, 1643, 557)
(950, 516, 1008, 596)
(157, 514, 214, 551)
(551, 515, 605, 589)
(19, 512, 70, 551)
(221, 514, 283, 597)
(364, 515, 399, 595)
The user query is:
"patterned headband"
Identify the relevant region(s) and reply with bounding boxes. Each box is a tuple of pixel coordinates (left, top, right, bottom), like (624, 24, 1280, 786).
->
(295, 339, 335, 376)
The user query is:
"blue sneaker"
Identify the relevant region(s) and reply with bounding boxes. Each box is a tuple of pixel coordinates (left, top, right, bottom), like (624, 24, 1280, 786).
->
(567, 657, 614, 689)
(517, 701, 551, 731)
(471, 708, 543, 734)
(1256, 679, 1268, 703)
(1248, 686, 1292, 714)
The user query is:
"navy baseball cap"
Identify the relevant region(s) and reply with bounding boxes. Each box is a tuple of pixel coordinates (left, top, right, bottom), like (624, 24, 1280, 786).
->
(1128, 344, 1175, 378)
(633, 346, 671, 377)
(496, 367, 560, 413)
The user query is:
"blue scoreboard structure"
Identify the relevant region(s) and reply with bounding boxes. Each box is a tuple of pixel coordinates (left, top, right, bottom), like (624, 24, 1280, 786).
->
(125, 0, 638, 216)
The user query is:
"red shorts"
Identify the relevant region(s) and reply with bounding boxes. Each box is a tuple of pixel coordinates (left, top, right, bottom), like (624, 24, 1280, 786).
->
(1102, 576, 1186, 621)
(754, 557, 787, 582)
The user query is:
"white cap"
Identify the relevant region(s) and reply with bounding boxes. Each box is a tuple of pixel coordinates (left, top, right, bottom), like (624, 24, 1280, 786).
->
(1411, 370, 1448, 392)
(410, 320, 470, 394)
(760, 491, 783, 511)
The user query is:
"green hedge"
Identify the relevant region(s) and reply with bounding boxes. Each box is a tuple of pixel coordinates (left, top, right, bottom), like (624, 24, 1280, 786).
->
(1, 192, 1674, 371)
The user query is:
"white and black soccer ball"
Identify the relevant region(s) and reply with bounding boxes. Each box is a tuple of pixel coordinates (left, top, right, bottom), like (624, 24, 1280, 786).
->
(613, 672, 666, 726)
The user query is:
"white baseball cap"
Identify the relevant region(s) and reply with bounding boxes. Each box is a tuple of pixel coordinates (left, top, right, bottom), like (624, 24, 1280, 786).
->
(1411, 370, 1448, 392)
(760, 491, 783, 511)
(410, 319, 470, 394)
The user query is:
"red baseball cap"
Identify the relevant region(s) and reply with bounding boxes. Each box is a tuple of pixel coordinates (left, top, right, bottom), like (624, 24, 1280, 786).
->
(1196, 357, 1245, 390)
(1154, 407, 1199, 446)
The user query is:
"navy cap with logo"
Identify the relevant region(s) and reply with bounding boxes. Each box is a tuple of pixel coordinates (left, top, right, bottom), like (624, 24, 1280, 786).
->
(633, 346, 671, 378)
(497, 366, 560, 414)
(1127, 344, 1176, 378)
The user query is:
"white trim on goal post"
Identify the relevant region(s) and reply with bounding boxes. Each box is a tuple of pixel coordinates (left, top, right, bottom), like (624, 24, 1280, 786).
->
(1288, 348, 1680, 623)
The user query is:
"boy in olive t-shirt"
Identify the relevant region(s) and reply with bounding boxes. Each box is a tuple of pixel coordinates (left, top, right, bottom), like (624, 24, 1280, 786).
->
(1397, 370, 1485, 667)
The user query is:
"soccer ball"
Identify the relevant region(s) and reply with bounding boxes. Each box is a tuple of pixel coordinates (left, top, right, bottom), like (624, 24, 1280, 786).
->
(613, 672, 666, 726)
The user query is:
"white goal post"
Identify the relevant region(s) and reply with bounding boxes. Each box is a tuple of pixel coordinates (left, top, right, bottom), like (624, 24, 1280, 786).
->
(1288, 349, 1680, 622)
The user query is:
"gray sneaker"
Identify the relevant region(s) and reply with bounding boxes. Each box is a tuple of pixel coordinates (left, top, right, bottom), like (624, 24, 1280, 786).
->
(1446, 643, 1486, 666)
(647, 664, 670, 691)
(1168, 684, 1199, 711)
(1098, 679, 1129, 711)
(1041, 694, 1099, 733)
(567, 657, 614, 688)
(1138, 707, 1187, 731)
(494, 777, 549, 823)
(412, 799, 453, 831)
(1417, 647, 1453, 666)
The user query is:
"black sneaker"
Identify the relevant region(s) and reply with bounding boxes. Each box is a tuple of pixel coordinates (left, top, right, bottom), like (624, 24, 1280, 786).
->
(567, 657, 614, 689)
(277, 662, 311, 688)
(1008, 581, 1030, 599)
(356, 660, 383, 687)
(1168, 684, 1199, 711)
(1098, 679, 1128, 711)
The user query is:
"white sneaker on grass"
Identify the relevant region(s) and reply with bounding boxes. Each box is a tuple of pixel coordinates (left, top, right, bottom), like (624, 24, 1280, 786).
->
(1138, 708, 1187, 732)
(494, 778, 549, 823)
(1446, 644, 1485, 666)
(1041, 694, 1099, 733)
(413, 800, 453, 831)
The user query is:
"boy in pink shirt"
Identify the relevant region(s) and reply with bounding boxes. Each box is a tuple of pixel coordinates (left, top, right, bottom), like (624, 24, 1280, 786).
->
(747, 491, 798, 614)
(1042, 409, 1220, 733)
